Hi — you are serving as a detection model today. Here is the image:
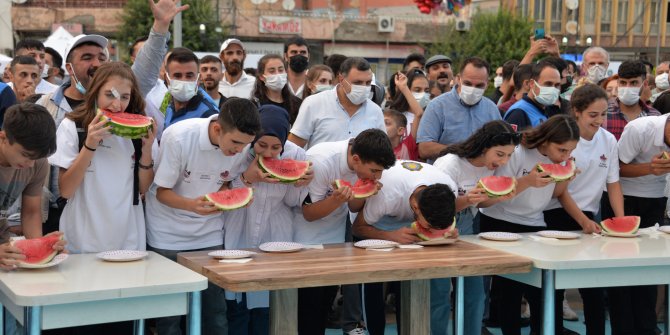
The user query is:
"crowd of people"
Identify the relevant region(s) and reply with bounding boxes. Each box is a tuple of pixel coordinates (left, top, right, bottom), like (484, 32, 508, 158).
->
(0, 1, 669, 335)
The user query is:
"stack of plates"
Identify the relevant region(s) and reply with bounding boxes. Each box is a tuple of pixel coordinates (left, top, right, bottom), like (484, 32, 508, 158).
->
(208, 250, 257, 259)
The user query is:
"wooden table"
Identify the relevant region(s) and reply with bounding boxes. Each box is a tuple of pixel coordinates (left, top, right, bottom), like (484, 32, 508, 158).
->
(178, 241, 531, 335)
(0, 252, 207, 335)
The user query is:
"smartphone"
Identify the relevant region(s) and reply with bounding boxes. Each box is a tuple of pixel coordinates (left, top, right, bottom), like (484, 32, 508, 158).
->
(534, 28, 545, 40)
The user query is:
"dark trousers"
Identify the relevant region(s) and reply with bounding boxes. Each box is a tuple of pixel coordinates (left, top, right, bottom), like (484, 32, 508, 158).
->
(226, 294, 269, 335)
(544, 207, 606, 335)
(480, 214, 563, 335)
(357, 281, 401, 335)
(298, 285, 339, 334)
(601, 194, 666, 335)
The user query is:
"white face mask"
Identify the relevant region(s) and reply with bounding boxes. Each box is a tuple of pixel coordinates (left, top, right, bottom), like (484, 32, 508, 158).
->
(315, 84, 332, 93)
(167, 73, 199, 102)
(41, 64, 50, 79)
(532, 80, 560, 106)
(617, 86, 641, 106)
(656, 73, 670, 91)
(458, 84, 485, 105)
(493, 75, 503, 88)
(412, 92, 430, 109)
(587, 65, 607, 84)
(264, 73, 287, 91)
(344, 80, 371, 105)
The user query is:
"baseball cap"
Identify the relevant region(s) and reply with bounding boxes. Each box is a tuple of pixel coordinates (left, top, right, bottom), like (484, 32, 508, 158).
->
(425, 55, 452, 69)
(220, 38, 244, 53)
(65, 34, 108, 61)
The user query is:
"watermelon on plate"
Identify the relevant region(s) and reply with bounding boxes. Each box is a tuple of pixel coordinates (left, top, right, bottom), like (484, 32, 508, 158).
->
(205, 187, 253, 211)
(411, 219, 456, 240)
(258, 156, 309, 183)
(600, 216, 640, 235)
(333, 179, 377, 199)
(11, 234, 63, 266)
(99, 109, 153, 139)
(477, 176, 515, 197)
(536, 159, 576, 182)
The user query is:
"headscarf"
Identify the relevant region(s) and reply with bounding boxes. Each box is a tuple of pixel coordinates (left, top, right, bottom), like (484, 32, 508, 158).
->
(252, 104, 290, 154)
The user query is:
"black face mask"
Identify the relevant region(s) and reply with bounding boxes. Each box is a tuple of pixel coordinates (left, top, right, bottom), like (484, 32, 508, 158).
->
(561, 76, 573, 94)
(289, 55, 309, 73)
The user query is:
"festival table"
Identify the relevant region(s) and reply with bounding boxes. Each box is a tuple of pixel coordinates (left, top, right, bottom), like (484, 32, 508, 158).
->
(178, 241, 531, 335)
(462, 232, 670, 335)
(0, 252, 207, 335)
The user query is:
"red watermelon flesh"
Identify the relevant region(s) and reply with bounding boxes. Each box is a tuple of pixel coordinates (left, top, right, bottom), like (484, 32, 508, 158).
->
(99, 109, 152, 139)
(536, 159, 576, 181)
(333, 179, 377, 199)
(258, 156, 309, 183)
(477, 176, 515, 197)
(411, 219, 456, 240)
(600, 216, 641, 235)
(12, 235, 63, 265)
(205, 187, 253, 211)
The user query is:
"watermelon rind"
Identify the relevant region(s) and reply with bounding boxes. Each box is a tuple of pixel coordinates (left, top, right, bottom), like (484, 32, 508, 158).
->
(477, 176, 515, 197)
(99, 109, 153, 139)
(536, 159, 576, 182)
(411, 219, 456, 241)
(662, 152, 670, 160)
(600, 216, 641, 235)
(205, 188, 253, 211)
(333, 179, 377, 199)
(11, 234, 63, 265)
(258, 156, 309, 183)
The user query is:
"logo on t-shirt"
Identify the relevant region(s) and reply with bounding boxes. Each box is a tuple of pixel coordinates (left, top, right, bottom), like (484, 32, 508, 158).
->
(220, 171, 230, 180)
(522, 168, 531, 176)
(183, 168, 191, 182)
(401, 161, 423, 171)
(457, 187, 466, 196)
(599, 154, 608, 168)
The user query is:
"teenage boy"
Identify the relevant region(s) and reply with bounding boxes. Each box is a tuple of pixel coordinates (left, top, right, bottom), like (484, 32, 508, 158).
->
(352, 160, 458, 335)
(145, 98, 261, 335)
(294, 128, 396, 335)
(601, 113, 670, 335)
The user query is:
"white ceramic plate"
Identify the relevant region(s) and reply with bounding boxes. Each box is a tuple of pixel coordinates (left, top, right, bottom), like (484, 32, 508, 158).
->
(537, 230, 580, 239)
(208, 250, 257, 259)
(658, 226, 670, 234)
(96, 250, 148, 262)
(602, 231, 640, 238)
(478, 232, 522, 242)
(353, 239, 399, 249)
(417, 238, 458, 246)
(259, 242, 304, 253)
(18, 253, 68, 269)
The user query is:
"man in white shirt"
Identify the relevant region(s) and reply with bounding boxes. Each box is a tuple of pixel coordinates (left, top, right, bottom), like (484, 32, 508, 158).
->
(284, 35, 309, 97)
(13, 39, 58, 95)
(218, 38, 256, 99)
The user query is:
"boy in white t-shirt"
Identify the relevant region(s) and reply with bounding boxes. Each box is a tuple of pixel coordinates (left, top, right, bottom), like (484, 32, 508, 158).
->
(601, 113, 670, 335)
(144, 98, 261, 335)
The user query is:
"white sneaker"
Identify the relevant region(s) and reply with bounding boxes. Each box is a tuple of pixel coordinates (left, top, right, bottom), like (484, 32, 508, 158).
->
(344, 328, 366, 335)
(562, 299, 579, 321)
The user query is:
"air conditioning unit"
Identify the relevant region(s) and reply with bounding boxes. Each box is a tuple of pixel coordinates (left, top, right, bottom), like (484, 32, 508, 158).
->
(456, 19, 471, 32)
(378, 16, 395, 33)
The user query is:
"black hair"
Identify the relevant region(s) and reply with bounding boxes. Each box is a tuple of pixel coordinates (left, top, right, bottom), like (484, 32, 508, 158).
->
(200, 55, 222, 65)
(15, 39, 45, 53)
(252, 54, 302, 124)
(166, 47, 199, 68)
(388, 69, 428, 113)
(44, 47, 63, 69)
(570, 83, 608, 114)
(502, 59, 519, 81)
(383, 109, 407, 128)
(459, 57, 490, 76)
(440, 120, 520, 159)
(325, 54, 347, 78)
(350, 129, 396, 169)
(542, 57, 567, 78)
(218, 97, 262, 136)
(566, 60, 578, 73)
(618, 60, 647, 80)
(512, 64, 533, 92)
(3, 103, 56, 159)
(23, 94, 44, 104)
(10, 55, 38, 72)
(403, 53, 426, 70)
(531, 60, 559, 81)
(340, 57, 371, 77)
(244, 68, 257, 77)
(417, 184, 456, 230)
(641, 59, 654, 74)
(129, 36, 148, 59)
(284, 35, 308, 53)
(523, 114, 580, 149)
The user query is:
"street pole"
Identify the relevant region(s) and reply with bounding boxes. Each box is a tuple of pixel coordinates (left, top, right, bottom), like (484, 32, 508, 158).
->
(174, 1, 183, 48)
(656, 0, 662, 64)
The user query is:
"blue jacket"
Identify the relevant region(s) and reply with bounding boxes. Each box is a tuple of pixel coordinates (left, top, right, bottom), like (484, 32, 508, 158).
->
(164, 88, 218, 129)
(503, 97, 547, 129)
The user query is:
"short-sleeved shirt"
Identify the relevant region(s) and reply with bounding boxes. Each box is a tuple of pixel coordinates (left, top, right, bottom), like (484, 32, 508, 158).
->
(617, 114, 670, 198)
(604, 97, 660, 140)
(290, 88, 385, 150)
(394, 134, 419, 161)
(0, 158, 48, 242)
(219, 71, 256, 99)
(434, 153, 493, 216)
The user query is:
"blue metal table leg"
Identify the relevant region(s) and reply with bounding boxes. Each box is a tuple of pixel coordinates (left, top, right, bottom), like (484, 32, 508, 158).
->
(23, 306, 41, 335)
(187, 291, 201, 335)
(133, 319, 145, 335)
(454, 277, 464, 335)
(665, 284, 669, 335)
(542, 269, 555, 335)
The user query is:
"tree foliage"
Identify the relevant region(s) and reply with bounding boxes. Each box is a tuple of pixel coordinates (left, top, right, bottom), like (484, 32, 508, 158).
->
(429, 10, 534, 72)
(117, 0, 226, 61)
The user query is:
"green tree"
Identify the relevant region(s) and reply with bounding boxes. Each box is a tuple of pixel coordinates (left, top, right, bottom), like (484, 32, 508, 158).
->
(117, 0, 226, 61)
(429, 10, 534, 72)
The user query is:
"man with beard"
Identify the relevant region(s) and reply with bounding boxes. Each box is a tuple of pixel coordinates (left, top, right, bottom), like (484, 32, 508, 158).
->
(219, 38, 256, 99)
(284, 35, 310, 97)
(426, 55, 453, 94)
(199, 55, 227, 110)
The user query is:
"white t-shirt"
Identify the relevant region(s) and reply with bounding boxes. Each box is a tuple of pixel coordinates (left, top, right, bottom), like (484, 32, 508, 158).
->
(36, 79, 58, 94)
(618, 114, 670, 198)
(403, 111, 415, 138)
(288, 82, 305, 98)
(363, 160, 457, 231)
(49, 118, 146, 253)
(479, 146, 557, 227)
(145, 115, 246, 250)
(293, 140, 356, 244)
(290, 87, 385, 150)
(145, 79, 168, 141)
(218, 71, 255, 99)
(546, 128, 619, 212)
(434, 153, 494, 216)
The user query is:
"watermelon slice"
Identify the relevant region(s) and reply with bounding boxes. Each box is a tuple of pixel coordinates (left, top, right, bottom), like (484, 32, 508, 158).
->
(411, 219, 456, 240)
(205, 187, 253, 211)
(333, 179, 377, 199)
(99, 109, 152, 139)
(258, 156, 309, 183)
(600, 216, 641, 235)
(477, 176, 515, 197)
(536, 159, 576, 182)
(11, 234, 63, 265)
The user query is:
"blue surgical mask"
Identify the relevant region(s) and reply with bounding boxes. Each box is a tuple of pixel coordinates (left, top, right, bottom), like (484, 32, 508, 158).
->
(66, 63, 87, 95)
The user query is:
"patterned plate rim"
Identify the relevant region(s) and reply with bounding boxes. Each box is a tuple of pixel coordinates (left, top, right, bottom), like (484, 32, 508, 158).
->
(478, 232, 522, 241)
(208, 250, 257, 259)
(96, 250, 148, 262)
(259, 242, 304, 252)
(537, 230, 581, 239)
(18, 253, 69, 269)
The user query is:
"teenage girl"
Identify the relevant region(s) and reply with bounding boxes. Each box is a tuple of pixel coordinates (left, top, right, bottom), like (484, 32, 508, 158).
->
(388, 69, 429, 139)
(251, 54, 302, 124)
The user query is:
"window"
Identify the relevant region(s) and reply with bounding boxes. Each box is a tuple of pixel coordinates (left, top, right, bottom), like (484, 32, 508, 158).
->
(517, 0, 530, 16)
(650, 0, 660, 35)
(601, 0, 612, 32)
(550, 0, 562, 32)
(633, 1, 644, 34)
(534, 0, 545, 26)
(617, 1, 629, 34)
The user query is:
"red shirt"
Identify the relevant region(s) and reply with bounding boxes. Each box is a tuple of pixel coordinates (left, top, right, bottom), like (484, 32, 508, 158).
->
(394, 134, 419, 161)
(604, 97, 660, 140)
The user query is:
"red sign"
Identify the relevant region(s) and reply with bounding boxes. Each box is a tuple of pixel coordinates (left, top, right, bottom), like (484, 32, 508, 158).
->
(259, 16, 301, 35)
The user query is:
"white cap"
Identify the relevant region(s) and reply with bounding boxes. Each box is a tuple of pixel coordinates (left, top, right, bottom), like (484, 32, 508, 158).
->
(220, 38, 244, 53)
(65, 34, 108, 61)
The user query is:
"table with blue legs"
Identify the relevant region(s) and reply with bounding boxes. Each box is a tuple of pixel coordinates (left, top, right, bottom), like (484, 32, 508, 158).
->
(462, 232, 670, 335)
(0, 252, 207, 335)
(178, 241, 531, 335)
